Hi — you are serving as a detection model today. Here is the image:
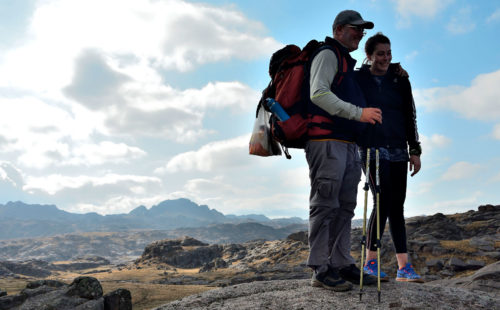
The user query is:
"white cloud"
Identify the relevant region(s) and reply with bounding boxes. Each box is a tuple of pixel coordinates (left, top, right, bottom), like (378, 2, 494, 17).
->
(160, 135, 250, 173)
(493, 124, 500, 140)
(420, 134, 451, 153)
(23, 173, 162, 196)
(414, 69, 500, 122)
(0, 0, 280, 92)
(281, 167, 310, 188)
(67, 141, 146, 166)
(424, 192, 481, 215)
(447, 7, 476, 35)
(0, 162, 24, 188)
(104, 80, 259, 141)
(441, 161, 481, 180)
(392, 0, 453, 27)
(486, 8, 500, 23)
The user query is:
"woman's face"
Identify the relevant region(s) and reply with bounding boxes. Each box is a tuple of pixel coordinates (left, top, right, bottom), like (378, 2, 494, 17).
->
(368, 43, 392, 75)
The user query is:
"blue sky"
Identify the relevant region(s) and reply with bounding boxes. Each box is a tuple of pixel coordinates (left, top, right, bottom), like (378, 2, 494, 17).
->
(0, 0, 499, 219)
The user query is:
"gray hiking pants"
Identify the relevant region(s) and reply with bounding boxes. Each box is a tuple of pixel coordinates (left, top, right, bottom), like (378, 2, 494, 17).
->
(305, 140, 361, 271)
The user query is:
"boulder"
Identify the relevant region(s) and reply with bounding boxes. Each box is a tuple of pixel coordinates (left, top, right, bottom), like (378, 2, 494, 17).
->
(0, 276, 131, 310)
(287, 231, 308, 244)
(447, 257, 467, 271)
(104, 289, 132, 310)
(66, 276, 103, 299)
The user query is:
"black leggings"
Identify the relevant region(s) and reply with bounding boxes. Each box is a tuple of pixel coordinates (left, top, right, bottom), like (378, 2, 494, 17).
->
(364, 160, 408, 253)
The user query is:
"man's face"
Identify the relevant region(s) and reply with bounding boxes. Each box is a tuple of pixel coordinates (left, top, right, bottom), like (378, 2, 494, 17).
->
(336, 24, 366, 52)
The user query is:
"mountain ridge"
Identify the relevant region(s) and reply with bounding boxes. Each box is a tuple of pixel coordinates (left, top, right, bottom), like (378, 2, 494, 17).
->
(0, 199, 307, 240)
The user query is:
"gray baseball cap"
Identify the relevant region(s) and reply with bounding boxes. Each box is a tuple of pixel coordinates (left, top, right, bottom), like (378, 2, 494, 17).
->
(332, 10, 374, 31)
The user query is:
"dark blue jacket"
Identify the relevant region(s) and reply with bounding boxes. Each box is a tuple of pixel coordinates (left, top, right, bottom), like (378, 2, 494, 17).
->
(308, 37, 367, 143)
(355, 64, 420, 150)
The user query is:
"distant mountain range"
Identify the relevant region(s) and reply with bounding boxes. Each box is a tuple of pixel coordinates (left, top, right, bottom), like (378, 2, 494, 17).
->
(0, 199, 307, 240)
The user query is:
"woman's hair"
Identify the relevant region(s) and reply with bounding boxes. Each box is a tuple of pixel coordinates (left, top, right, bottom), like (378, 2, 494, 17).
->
(365, 32, 391, 56)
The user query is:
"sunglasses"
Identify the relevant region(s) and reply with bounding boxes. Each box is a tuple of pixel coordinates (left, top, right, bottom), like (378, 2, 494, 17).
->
(345, 25, 367, 36)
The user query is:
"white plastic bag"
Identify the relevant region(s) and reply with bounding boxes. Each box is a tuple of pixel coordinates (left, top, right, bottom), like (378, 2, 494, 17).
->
(249, 106, 281, 156)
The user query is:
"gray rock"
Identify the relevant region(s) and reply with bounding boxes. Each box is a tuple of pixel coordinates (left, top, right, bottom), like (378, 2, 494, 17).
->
(180, 236, 207, 247)
(447, 257, 467, 271)
(426, 259, 444, 270)
(0, 276, 131, 310)
(153, 278, 499, 310)
(26, 279, 66, 289)
(287, 231, 308, 244)
(0, 293, 27, 310)
(66, 276, 103, 299)
(428, 261, 500, 293)
(466, 259, 486, 270)
(481, 251, 500, 259)
(103, 289, 132, 310)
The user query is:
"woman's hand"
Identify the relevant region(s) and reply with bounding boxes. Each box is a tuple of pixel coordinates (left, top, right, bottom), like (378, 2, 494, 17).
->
(409, 155, 421, 177)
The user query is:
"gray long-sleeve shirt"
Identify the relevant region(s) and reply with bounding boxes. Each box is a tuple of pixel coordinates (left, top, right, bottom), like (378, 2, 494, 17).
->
(309, 48, 363, 121)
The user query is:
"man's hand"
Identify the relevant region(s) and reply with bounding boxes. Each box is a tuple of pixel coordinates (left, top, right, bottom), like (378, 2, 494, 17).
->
(396, 63, 409, 78)
(360, 107, 382, 124)
(409, 155, 421, 177)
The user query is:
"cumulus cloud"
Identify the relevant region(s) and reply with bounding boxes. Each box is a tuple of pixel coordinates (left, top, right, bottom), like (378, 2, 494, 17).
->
(0, 0, 281, 92)
(64, 49, 130, 110)
(24, 173, 162, 196)
(104, 80, 258, 141)
(66, 141, 146, 166)
(441, 161, 481, 180)
(414, 69, 500, 122)
(420, 134, 451, 153)
(159, 1, 282, 71)
(447, 7, 476, 35)
(392, 0, 453, 27)
(159, 135, 250, 173)
(0, 162, 24, 188)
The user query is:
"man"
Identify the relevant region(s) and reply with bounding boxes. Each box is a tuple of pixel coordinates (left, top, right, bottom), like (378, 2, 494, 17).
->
(306, 10, 382, 291)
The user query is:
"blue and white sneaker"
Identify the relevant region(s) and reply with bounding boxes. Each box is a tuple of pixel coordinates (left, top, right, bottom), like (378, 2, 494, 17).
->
(363, 259, 389, 282)
(396, 263, 424, 283)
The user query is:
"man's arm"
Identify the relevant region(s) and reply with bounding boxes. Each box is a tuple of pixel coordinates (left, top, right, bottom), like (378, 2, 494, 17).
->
(309, 49, 381, 124)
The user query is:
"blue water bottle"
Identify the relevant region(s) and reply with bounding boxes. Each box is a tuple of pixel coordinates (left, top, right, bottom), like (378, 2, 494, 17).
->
(265, 98, 290, 121)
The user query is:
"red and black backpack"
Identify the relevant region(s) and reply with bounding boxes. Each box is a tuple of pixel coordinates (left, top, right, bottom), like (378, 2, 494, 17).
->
(260, 39, 347, 159)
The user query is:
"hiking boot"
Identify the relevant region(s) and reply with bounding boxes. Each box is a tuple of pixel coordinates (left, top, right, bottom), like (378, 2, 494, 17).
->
(311, 268, 353, 291)
(396, 263, 424, 283)
(363, 259, 389, 282)
(338, 264, 377, 285)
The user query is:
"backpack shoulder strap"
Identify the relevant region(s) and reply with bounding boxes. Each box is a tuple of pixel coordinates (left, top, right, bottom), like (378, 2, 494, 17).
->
(308, 43, 347, 88)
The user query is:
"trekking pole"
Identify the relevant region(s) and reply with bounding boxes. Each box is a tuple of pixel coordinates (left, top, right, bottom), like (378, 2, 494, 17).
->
(375, 148, 381, 302)
(359, 148, 370, 301)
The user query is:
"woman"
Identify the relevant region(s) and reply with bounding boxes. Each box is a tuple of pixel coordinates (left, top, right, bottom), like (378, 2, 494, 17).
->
(355, 33, 423, 282)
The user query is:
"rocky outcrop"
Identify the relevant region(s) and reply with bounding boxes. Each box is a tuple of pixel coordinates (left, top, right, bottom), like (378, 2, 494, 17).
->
(137, 204, 500, 289)
(350, 204, 500, 280)
(0, 260, 58, 277)
(153, 278, 499, 310)
(428, 261, 500, 293)
(135, 236, 223, 268)
(0, 276, 131, 310)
